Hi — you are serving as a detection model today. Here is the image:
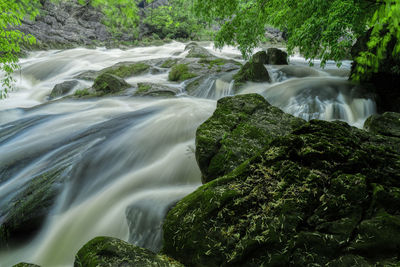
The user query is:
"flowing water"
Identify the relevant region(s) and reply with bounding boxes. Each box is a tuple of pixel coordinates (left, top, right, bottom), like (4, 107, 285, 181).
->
(0, 42, 376, 266)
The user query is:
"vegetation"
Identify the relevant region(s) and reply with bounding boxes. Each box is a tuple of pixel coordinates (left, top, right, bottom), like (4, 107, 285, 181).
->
(0, 0, 38, 98)
(168, 64, 197, 81)
(192, 0, 399, 77)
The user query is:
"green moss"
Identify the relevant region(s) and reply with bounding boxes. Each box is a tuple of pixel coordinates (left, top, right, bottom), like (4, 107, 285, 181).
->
(74, 236, 184, 267)
(137, 83, 152, 94)
(92, 73, 130, 95)
(163, 96, 400, 266)
(168, 64, 197, 82)
(233, 61, 271, 85)
(161, 59, 179, 68)
(74, 88, 90, 97)
(102, 63, 150, 78)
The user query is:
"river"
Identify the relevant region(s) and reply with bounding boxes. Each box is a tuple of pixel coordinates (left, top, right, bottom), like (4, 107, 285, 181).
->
(0, 41, 375, 266)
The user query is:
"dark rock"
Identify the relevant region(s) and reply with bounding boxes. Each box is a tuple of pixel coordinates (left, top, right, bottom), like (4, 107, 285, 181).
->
(74, 236, 183, 267)
(233, 61, 271, 85)
(195, 94, 304, 183)
(163, 106, 400, 266)
(92, 73, 130, 95)
(0, 167, 68, 248)
(185, 42, 214, 59)
(252, 51, 268, 64)
(266, 47, 288, 65)
(13, 263, 40, 267)
(49, 80, 78, 99)
(74, 70, 98, 81)
(364, 112, 400, 138)
(135, 82, 179, 97)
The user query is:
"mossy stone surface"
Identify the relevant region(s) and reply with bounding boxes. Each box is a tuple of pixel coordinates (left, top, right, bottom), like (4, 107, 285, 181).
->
(163, 97, 400, 266)
(185, 42, 214, 58)
(92, 73, 130, 95)
(252, 51, 268, 64)
(195, 94, 304, 183)
(266, 48, 288, 65)
(12, 263, 40, 267)
(233, 61, 271, 85)
(135, 82, 179, 97)
(168, 64, 197, 82)
(49, 80, 78, 99)
(364, 112, 400, 138)
(100, 62, 150, 78)
(0, 167, 67, 248)
(74, 236, 184, 267)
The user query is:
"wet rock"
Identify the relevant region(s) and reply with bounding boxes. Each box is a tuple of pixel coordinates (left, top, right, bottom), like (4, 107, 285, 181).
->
(163, 107, 400, 266)
(364, 112, 400, 138)
(252, 51, 268, 64)
(74, 70, 98, 81)
(266, 47, 288, 65)
(13, 263, 41, 267)
(185, 42, 214, 58)
(195, 94, 304, 183)
(134, 83, 179, 97)
(49, 80, 78, 99)
(0, 167, 68, 248)
(92, 73, 130, 95)
(74, 236, 184, 267)
(168, 64, 197, 82)
(233, 60, 271, 85)
(100, 62, 151, 78)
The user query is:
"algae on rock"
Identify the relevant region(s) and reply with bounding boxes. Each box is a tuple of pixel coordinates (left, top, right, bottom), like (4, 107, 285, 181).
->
(74, 236, 184, 267)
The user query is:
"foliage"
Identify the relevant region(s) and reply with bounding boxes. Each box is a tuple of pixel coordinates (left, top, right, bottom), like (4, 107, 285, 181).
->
(142, 0, 211, 40)
(77, 0, 140, 39)
(0, 0, 38, 98)
(168, 64, 197, 81)
(192, 0, 396, 75)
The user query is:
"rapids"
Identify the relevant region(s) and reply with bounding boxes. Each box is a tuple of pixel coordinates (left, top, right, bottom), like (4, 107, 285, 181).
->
(0, 41, 375, 266)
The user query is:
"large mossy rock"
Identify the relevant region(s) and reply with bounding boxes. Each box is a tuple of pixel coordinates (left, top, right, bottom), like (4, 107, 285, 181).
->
(233, 61, 271, 85)
(92, 73, 130, 95)
(74, 236, 183, 267)
(195, 94, 305, 183)
(100, 62, 151, 78)
(13, 263, 40, 267)
(265, 47, 288, 65)
(364, 112, 400, 138)
(163, 95, 400, 267)
(168, 64, 197, 82)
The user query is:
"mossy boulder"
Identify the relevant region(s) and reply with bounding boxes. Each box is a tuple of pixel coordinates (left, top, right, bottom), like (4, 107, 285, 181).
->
(92, 73, 130, 95)
(233, 61, 271, 85)
(0, 167, 67, 248)
(74, 236, 183, 267)
(195, 94, 304, 183)
(100, 62, 150, 78)
(252, 51, 268, 64)
(168, 64, 197, 82)
(164, 114, 400, 266)
(12, 263, 40, 267)
(364, 112, 400, 138)
(49, 80, 78, 99)
(135, 82, 179, 97)
(266, 47, 288, 65)
(185, 42, 214, 58)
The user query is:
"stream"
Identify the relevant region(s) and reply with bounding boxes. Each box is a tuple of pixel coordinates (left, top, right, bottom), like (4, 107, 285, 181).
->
(0, 41, 376, 266)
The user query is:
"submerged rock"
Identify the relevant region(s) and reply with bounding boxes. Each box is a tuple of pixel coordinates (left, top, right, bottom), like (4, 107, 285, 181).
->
(163, 94, 400, 266)
(266, 47, 288, 65)
(364, 112, 400, 138)
(0, 167, 68, 248)
(49, 80, 78, 99)
(74, 236, 183, 267)
(195, 94, 304, 183)
(92, 73, 130, 95)
(135, 82, 179, 97)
